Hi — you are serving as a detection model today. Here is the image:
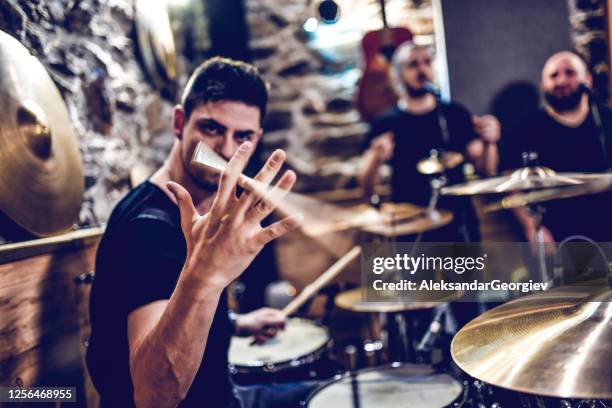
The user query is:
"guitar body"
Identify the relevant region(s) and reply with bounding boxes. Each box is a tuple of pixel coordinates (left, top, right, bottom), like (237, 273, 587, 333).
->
(357, 26, 412, 121)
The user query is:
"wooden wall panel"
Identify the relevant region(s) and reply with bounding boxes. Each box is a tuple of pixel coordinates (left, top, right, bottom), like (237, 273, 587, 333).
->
(0, 242, 99, 408)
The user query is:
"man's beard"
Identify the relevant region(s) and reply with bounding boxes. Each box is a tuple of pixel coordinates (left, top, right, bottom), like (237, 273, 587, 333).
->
(405, 84, 429, 98)
(544, 87, 585, 112)
(187, 164, 219, 192)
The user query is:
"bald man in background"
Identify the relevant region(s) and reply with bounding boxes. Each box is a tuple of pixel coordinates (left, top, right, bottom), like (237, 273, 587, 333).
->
(501, 51, 612, 243)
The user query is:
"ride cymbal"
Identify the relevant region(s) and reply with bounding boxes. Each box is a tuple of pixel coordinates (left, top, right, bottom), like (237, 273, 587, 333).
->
(0, 31, 83, 237)
(484, 174, 612, 212)
(451, 279, 612, 399)
(442, 166, 608, 196)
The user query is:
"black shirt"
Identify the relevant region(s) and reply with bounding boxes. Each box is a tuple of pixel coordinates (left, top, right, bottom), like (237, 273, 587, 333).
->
(501, 108, 612, 241)
(364, 103, 480, 241)
(87, 181, 237, 407)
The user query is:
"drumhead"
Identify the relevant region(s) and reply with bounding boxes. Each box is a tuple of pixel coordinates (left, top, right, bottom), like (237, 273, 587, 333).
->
(229, 318, 329, 369)
(307, 363, 463, 408)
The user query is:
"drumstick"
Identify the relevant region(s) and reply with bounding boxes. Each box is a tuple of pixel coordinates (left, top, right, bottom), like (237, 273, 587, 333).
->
(281, 246, 362, 317)
(192, 142, 280, 204)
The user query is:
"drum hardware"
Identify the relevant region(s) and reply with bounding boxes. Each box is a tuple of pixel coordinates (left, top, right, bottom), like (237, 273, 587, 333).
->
(342, 345, 361, 408)
(416, 305, 446, 364)
(334, 288, 454, 365)
(362, 339, 383, 367)
(0, 30, 84, 237)
(74, 270, 95, 285)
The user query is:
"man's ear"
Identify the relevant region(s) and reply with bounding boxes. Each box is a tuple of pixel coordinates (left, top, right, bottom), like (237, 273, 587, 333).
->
(585, 73, 593, 89)
(172, 105, 186, 140)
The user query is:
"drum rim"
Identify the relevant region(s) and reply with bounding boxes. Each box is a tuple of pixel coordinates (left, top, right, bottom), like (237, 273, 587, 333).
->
(304, 362, 464, 407)
(228, 317, 331, 373)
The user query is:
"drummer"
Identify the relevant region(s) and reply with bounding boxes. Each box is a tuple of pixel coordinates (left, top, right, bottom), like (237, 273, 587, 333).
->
(359, 42, 501, 242)
(87, 57, 316, 407)
(501, 51, 612, 243)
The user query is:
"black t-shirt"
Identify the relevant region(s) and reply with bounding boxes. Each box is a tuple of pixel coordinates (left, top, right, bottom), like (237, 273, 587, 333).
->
(364, 103, 480, 241)
(501, 108, 612, 241)
(87, 181, 237, 407)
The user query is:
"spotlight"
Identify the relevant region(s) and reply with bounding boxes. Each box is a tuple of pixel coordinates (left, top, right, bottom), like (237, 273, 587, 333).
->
(318, 0, 340, 24)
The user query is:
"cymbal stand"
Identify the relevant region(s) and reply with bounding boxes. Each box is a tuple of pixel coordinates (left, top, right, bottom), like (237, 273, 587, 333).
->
(526, 202, 550, 284)
(410, 174, 446, 255)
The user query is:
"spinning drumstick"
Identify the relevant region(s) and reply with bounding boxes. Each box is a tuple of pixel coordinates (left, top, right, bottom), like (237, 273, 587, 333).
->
(191, 142, 383, 239)
(281, 245, 362, 316)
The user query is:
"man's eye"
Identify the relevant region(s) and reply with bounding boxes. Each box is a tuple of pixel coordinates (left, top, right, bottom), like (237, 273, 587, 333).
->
(236, 134, 252, 143)
(201, 123, 223, 135)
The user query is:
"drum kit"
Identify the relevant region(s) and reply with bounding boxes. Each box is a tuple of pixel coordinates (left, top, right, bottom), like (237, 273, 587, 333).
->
(226, 150, 612, 407)
(1, 26, 611, 408)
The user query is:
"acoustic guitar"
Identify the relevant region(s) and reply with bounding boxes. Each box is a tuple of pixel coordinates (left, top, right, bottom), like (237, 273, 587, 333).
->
(356, 0, 412, 121)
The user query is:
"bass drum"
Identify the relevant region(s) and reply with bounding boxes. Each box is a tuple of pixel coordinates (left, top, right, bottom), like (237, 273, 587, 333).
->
(306, 363, 464, 408)
(229, 318, 337, 385)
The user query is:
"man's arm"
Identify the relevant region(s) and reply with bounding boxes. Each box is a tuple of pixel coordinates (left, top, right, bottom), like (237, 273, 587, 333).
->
(358, 132, 394, 197)
(467, 115, 501, 176)
(127, 143, 301, 407)
(128, 282, 223, 407)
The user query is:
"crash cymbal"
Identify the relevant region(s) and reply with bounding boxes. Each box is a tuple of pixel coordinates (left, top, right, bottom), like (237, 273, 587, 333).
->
(0, 31, 83, 237)
(135, 0, 177, 97)
(417, 150, 464, 175)
(442, 166, 608, 196)
(451, 279, 612, 399)
(361, 208, 453, 238)
(484, 174, 612, 212)
(334, 287, 452, 313)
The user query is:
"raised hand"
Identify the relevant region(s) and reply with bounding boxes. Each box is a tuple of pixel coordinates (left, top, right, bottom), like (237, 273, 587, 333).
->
(370, 131, 395, 162)
(167, 142, 302, 291)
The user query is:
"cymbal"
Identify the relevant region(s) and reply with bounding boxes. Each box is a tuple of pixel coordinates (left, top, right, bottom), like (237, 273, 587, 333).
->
(334, 287, 453, 313)
(0, 31, 83, 237)
(442, 166, 608, 196)
(361, 207, 453, 238)
(484, 174, 612, 212)
(135, 0, 177, 97)
(451, 279, 612, 399)
(417, 151, 464, 175)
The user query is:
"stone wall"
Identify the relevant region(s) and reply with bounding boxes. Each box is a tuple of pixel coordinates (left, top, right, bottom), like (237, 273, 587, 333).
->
(568, 0, 610, 102)
(0, 0, 175, 239)
(246, 0, 367, 192)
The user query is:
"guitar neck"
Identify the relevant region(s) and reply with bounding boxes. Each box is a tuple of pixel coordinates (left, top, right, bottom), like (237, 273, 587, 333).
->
(380, 0, 388, 28)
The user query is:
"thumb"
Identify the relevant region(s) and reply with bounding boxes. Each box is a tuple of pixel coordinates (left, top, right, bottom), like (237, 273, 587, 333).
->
(167, 181, 198, 236)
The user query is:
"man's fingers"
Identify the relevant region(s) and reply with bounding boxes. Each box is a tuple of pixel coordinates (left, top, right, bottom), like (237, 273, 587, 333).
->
(215, 141, 253, 210)
(249, 170, 296, 223)
(238, 149, 286, 211)
(254, 213, 303, 246)
(167, 181, 198, 236)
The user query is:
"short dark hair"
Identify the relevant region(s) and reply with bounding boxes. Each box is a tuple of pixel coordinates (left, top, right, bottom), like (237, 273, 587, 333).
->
(181, 57, 268, 122)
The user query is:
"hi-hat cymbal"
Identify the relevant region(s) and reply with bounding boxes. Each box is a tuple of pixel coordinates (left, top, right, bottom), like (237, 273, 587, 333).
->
(0, 31, 83, 237)
(442, 166, 608, 196)
(361, 206, 453, 238)
(451, 279, 612, 399)
(484, 174, 612, 212)
(417, 150, 464, 175)
(334, 287, 452, 313)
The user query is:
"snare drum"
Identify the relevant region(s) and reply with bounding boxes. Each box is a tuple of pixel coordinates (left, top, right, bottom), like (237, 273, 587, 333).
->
(306, 363, 463, 408)
(229, 318, 332, 384)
